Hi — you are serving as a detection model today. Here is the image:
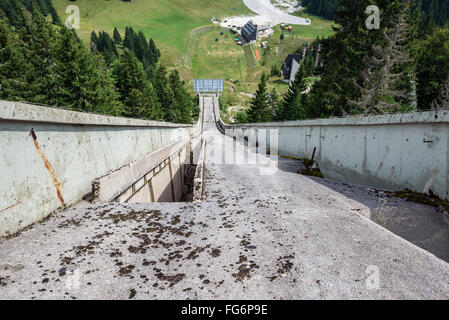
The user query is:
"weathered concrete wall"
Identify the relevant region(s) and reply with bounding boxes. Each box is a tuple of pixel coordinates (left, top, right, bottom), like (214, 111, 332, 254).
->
(219, 100, 449, 200)
(94, 139, 190, 203)
(92, 95, 206, 204)
(0, 101, 194, 237)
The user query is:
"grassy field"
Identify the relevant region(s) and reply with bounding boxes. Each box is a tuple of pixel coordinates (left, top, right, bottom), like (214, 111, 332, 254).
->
(184, 26, 214, 68)
(291, 12, 335, 39)
(243, 44, 258, 69)
(54, 0, 335, 118)
(54, 0, 251, 64)
(182, 14, 333, 98)
(190, 26, 247, 81)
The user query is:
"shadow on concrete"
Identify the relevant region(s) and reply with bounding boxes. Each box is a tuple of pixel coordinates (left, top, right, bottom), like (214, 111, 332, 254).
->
(304, 170, 449, 264)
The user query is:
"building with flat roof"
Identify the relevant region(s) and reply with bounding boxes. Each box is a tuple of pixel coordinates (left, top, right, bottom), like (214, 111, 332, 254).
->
(241, 20, 258, 43)
(282, 54, 301, 84)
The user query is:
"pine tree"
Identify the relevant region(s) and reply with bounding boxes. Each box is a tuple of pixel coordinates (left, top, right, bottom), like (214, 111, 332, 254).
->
(0, 0, 20, 26)
(90, 31, 98, 51)
(431, 74, 449, 109)
(53, 27, 118, 113)
(267, 88, 280, 120)
(247, 74, 271, 123)
(111, 49, 162, 119)
(50, 6, 60, 25)
(416, 27, 449, 109)
(149, 38, 160, 63)
(123, 26, 135, 52)
(306, 0, 373, 117)
(141, 82, 162, 120)
(96, 31, 118, 65)
(278, 66, 308, 120)
(169, 69, 193, 124)
(111, 49, 147, 117)
(153, 65, 177, 122)
(19, 10, 57, 105)
(0, 18, 30, 101)
(135, 31, 149, 65)
(93, 55, 123, 116)
(350, 0, 414, 114)
(113, 27, 122, 43)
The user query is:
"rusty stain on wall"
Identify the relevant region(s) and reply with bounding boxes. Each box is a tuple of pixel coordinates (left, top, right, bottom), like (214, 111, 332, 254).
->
(29, 129, 65, 206)
(0, 200, 22, 215)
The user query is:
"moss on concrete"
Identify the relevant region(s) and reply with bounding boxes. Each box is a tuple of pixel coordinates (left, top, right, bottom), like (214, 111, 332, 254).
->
(390, 189, 449, 213)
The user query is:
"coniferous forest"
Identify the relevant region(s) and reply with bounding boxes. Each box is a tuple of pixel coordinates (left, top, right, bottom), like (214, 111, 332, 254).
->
(1, 0, 449, 124)
(303, 0, 449, 25)
(246, 0, 449, 122)
(0, 0, 195, 124)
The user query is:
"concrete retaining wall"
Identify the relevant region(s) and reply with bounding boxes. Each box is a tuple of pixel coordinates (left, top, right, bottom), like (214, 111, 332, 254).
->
(93, 139, 190, 203)
(219, 98, 449, 200)
(0, 101, 194, 237)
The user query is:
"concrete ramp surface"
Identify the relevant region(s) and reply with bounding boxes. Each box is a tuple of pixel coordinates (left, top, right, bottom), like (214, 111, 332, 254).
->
(1, 95, 449, 299)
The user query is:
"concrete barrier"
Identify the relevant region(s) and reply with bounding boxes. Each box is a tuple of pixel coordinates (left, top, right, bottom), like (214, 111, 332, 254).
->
(92, 139, 191, 203)
(91, 96, 206, 204)
(219, 103, 449, 200)
(193, 137, 207, 202)
(0, 101, 196, 237)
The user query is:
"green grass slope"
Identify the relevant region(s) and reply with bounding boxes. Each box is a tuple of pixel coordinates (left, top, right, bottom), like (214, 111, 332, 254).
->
(53, 0, 250, 61)
(53, 0, 334, 111)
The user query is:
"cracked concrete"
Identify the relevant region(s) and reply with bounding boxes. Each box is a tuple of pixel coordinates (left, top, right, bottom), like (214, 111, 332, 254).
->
(1, 96, 449, 299)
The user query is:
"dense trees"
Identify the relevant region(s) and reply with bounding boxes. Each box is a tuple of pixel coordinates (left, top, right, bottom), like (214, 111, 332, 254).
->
(302, 0, 340, 20)
(247, 74, 271, 123)
(243, 0, 448, 123)
(90, 30, 118, 65)
(123, 26, 160, 68)
(416, 0, 449, 25)
(0, 1, 195, 124)
(302, 0, 449, 26)
(0, 10, 122, 115)
(113, 27, 122, 44)
(0, 0, 59, 26)
(349, 0, 414, 115)
(112, 49, 160, 119)
(415, 28, 449, 109)
(246, 74, 282, 123)
(0, 19, 29, 101)
(90, 27, 160, 69)
(276, 66, 309, 121)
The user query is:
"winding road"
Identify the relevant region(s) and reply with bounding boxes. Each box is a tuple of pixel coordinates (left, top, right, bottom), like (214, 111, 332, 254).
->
(244, 0, 310, 25)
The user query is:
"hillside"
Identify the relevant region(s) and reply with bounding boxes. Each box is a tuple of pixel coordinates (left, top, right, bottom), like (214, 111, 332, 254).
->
(53, 0, 334, 116)
(302, 0, 449, 25)
(53, 0, 253, 68)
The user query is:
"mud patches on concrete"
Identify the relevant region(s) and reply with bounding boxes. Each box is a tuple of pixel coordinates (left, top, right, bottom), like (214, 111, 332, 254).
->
(210, 248, 221, 257)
